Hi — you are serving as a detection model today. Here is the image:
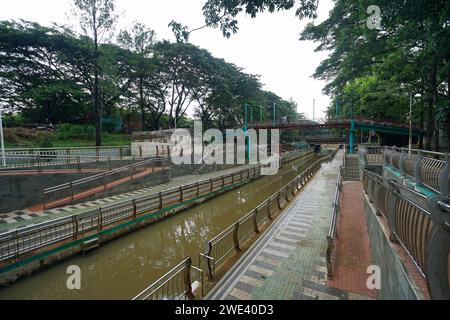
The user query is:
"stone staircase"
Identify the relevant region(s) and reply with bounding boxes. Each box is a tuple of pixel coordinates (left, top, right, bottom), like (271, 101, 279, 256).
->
(343, 155, 360, 181)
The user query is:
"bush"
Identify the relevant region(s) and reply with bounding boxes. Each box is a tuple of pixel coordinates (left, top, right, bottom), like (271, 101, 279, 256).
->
(56, 124, 95, 140)
(39, 137, 54, 148)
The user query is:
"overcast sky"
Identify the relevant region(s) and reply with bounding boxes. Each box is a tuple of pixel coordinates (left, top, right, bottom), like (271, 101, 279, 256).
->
(0, 0, 334, 120)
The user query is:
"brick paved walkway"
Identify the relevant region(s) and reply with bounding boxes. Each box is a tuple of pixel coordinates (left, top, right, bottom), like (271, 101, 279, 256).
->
(327, 181, 377, 299)
(208, 151, 374, 300)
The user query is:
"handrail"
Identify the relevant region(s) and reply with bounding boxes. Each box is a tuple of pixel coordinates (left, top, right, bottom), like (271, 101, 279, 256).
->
(363, 169, 450, 300)
(2, 151, 305, 262)
(0, 154, 123, 173)
(134, 148, 339, 299)
(42, 158, 167, 209)
(133, 257, 203, 300)
(326, 165, 343, 279)
(202, 148, 339, 281)
(359, 146, 449, 198)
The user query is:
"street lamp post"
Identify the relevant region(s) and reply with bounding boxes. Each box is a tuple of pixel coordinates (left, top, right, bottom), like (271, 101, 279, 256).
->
(408, 93, 421, 152)
(0, 110, 6, 166)
(272, 103, 276, 127)
(409, 92, 413, 151)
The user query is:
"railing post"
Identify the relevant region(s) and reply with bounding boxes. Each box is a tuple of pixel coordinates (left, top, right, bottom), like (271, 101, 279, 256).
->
(203, 242, 215, 280)
(159, 192, 163, 209)
(267, 199, 273, 221)
(414, 150, 423, 186)
(183, 257, 196, 300)
(386, 181, 399, 243)
(132, 199, 137, 219)
(139, 146, 143, 158)
(119, 146, 123, 160)
(253, 210, 260, 234)
(77, 156, 81, 172)
(438, 153, 449, 199)
(70, 182, 74, 201)
(196, 181, 200, 197)
(97, 208, 103, 232)
(233, 223, 241, 252)
(108, 157, 112, 171)
(425, 197, 450, 300)
(72, 215, 79, 240)
(179, 186, 183, 203)
(103, 173, 107, 191)
(277, 192, 282, 209)
(209, 179, 213, 192)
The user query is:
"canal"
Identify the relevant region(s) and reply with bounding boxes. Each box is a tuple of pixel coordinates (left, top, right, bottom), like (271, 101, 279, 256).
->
(0, 154, 320, 300)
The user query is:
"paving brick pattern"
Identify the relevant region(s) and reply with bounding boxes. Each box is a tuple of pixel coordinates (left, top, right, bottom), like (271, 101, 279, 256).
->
(327, 181, 377, 299)
(209, 151, 374, 300)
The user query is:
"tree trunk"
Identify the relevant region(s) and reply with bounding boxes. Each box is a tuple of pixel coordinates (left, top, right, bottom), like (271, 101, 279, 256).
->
(139, 76, 145, 131)
(431, 61, 439, 151)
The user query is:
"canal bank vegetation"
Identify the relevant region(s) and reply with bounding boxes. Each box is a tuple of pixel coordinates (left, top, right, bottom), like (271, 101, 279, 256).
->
(3, 126, 132, 148)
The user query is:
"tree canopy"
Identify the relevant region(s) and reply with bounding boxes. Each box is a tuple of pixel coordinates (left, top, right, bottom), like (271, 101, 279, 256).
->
(0, 17, 299, 135)
(202, 0, 450, 150)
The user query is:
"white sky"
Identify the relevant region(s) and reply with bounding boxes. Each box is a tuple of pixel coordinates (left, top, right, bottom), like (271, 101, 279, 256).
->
(0, 0, 334, 120)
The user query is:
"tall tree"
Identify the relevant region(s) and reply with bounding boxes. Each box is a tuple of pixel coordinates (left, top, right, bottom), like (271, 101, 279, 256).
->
(118, 22, 156, 130)
(72, 0, 117, 146)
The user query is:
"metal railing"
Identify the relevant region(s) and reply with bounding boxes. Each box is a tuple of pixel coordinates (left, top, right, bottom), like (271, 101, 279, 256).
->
(326, 165, 343, 279)
(133, 257, 203, 300)
(43, 158, 169, 209)
(0, 154, 124, 173)
(132, 148, 339, 300)
(4, 146, 131, 159)
(1, 149, 313, 263)
(358, 145, 384, 165)
(363, 169, 450, 300)
(0, 162, 267, 263)
(202, 149, 339, 282)
(359, 146, 450, 198)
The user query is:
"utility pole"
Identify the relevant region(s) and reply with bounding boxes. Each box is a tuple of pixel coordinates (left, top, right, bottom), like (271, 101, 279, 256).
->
(336, 98, 340, 118)
(273, 103, 276, 127)
(0, 110, 5, 166)
(409, 92, 413, 151)
(313, 99, 316, 122)
(349, 91, 355, 154)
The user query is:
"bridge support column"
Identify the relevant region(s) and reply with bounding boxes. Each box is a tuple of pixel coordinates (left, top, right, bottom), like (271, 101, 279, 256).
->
(349, 120, 356, 154)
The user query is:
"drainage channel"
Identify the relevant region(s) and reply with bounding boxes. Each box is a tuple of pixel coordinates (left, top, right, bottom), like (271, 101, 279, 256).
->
(0, 155, 320, 300)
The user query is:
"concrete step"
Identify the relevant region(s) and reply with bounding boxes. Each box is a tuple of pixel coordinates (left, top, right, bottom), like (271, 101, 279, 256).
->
(82, 236, 100, 252)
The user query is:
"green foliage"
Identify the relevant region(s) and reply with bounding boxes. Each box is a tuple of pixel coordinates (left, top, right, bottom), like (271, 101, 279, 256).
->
(55, 124, 95, 140)
(39, 136, 54, 148)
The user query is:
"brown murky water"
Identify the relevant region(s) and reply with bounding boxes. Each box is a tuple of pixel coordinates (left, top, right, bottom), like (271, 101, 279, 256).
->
(0, 155, 319, 300)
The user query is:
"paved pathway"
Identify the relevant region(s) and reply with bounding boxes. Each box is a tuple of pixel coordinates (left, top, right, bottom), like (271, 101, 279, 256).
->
(327, 181, 377, 299)
(208, 151, 373, 300)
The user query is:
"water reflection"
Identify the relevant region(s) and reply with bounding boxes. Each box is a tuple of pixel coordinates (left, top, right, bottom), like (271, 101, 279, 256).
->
(0, 155, 318, 300)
